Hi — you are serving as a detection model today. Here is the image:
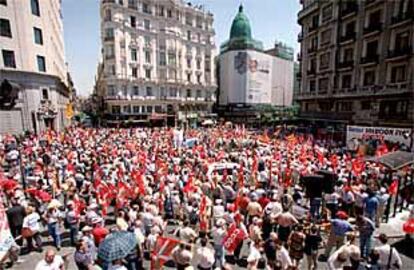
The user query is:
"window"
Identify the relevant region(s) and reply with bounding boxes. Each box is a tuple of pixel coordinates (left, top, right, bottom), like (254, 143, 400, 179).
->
(2, 50, 15, 68)
(319, 53, 330, 70)
(36, 55, 46, 72)
(0, 18, 11, 37)
(142, 3, 151, 14)
(123, 106, 131, 114)
(343, 47, 354, 62)
(159, 69, 167, 80)
(158, 5, 165, 17)
(318, 78, 329, 92)
(107, 85, 115, 96)
(130, 16, 136, 28)
(105, 28, 114, 40)
(146, 106, 153, 113)
(144, 19, 150, 30)
(167, 9, 172, 18)
(322, 4, 332, 22)
(0, 0, 6, 6)
(320, 29, 331, 45)
(186, 89, 192, 98)
(168, 53, 176, 66)
(186, 57, 191, 68)
(133, 106, 140, 113)
(379, 100, 408, 119)
(187, 30, 191, 41)
(344, 21, 355, 36)
(145, 51, 151, 63)
(361, 101, 371, 110)
(168, 69, 176, 80)
(131, 67, 137, 78)
(112, 106, 121, 114)
(197, 74, 201, 84)
(395, 31, 409, 51)
(196, 59, 201, 70)
(339, 102, 353, 112)
(145, 69, 151, 79)
(133, 86, 139, 95)
(366, 40, 378, 57)
(341, 74, 352, 89)
(131, 48, 137, 61)
(155, 106, 162, 113)
(187, 73, 191, 82)
(170, 88, 177, 97)
(106, 45, 114, 59)
(197, 33, 201, 43)
(159, 52, 166, 66)
(42, 89, 48, 100)
(31, 0, 40, 16)
(104, 9, 111, 21)
(118, 0, 124, 5)
(33, 27, 43, 45)
(146, 87, 152, 96)
(363, 70, 376, 86)
(391, 65, 406, 83)
(144, 36, 151, 47)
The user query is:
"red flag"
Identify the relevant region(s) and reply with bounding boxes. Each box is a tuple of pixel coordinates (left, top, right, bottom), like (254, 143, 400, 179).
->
(133, 172, 146, 196)
(183, 174, 194, 193)
(330, 154, 339, 169)
(352, 157, 365, 176)
(238, 163, 244, 187)
(151, 237, 181, 270)
(376, 143, 389, 157)
(200, 195, 207, 216)
(222, 223, 247, 252)
(389, 180, 398, 195)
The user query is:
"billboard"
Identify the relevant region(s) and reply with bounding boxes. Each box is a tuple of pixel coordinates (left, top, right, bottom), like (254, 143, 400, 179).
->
(219, 50, 272, 105)
(346, 125, 412, 150)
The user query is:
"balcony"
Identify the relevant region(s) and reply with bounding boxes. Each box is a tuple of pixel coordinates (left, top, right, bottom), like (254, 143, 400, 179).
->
(360, 54, 379, 64)
(298, 32, 303, 42)
(104, 36, 115, 42)
(391, 10, 414, 25)
(340, 2, 358, 17)
(307, 69, 316, 76)
(337, 60, 354, 69)
(339, 32, 356, 43)
(299, 110, 354, 121)
(387, 46, 412, 59)
(297, 53, 302, 61)
(102, 0, 115, 4)
(307, 47, 317, 54)
(309, 23, 319, 33)
(363, 23, 382, 35)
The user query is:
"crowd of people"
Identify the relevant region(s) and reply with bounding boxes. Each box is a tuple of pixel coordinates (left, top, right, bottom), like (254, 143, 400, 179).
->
(0, 126, 408, 270)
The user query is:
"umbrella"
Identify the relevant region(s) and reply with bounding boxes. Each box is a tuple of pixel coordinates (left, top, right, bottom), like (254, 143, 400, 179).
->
(0, 179, 18, 191)
(98, 231, 137, 262)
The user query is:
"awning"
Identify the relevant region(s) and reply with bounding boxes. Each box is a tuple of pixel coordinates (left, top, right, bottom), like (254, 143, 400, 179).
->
(367, 151, 414, 171)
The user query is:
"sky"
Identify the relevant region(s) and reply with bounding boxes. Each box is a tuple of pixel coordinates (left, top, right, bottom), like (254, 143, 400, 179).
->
(62, 0, 301, 96)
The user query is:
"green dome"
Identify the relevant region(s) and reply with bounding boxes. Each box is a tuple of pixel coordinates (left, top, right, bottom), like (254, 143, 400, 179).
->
(229, 5, 252, 40)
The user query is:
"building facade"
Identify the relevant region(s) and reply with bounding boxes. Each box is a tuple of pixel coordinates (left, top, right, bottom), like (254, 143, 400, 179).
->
(296, 0, 413, 128)
(0, 0, 72, 134)
(98, 0, 217, 126)
(217, 5, 294, 124)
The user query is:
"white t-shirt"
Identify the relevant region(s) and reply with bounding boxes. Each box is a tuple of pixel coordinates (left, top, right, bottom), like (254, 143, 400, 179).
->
(23, 212, 41, 232)
(35, 255, 64, 270)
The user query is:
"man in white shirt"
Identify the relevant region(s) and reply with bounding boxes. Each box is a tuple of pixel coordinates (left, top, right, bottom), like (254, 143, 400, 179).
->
(212, 219, 226, 269)
(35, 249, 64, 270)
(196, 238, 215, 270)
(375, 234, 402, 269)
(274, 238, 293, 270)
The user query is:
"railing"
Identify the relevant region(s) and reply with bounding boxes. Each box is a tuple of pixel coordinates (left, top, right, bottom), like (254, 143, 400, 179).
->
(391, 10, 414, 25)
(387, 46, 412, 59)
(337, 60, 354, 69)
(363, 23, 382, 34)
(340, 2, 358, 17)
(360, 54, 379, 64)
(339, 32, 356, 43)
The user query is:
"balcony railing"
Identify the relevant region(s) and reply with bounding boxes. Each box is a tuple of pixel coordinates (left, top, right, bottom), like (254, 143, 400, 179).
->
(339, 32, 356, 43)
(307, 47, 317, 54)
(104, 36, 115, 42)
(340, 2, 358, 17)
(337, 60, 354, 69)
(387, 46, 412, 59)
(391, 10, 414, 25)
(307, 69, 316, 75)
(361, 54, 379, 64)
(363, 23, 382, 34)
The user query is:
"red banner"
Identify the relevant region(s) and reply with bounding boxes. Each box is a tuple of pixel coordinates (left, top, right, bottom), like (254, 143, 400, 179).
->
(151, 236, 180, 270)
(222, 224, 246, 253)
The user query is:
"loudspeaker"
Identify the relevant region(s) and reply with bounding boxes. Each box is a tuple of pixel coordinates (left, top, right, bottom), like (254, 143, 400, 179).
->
(316, 170, 338, 193)
(302, 175, 324, 198)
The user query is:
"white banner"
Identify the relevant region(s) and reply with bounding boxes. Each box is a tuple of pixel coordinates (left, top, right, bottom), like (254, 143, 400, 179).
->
(0, 196, 14, 261)
(346, 125, 412, 150)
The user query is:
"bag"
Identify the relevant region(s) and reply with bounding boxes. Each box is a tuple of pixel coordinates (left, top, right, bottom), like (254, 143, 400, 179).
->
(21, 227, 34, 238)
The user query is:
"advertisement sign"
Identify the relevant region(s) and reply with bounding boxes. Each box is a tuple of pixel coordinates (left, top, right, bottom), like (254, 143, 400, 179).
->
(219, 50, 272, 105)
(346, 125, 412, 150)
(0, 196, 14, 260)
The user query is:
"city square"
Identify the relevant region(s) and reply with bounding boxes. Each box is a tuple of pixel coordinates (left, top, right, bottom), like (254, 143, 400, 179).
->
(0, 0, 413, 270)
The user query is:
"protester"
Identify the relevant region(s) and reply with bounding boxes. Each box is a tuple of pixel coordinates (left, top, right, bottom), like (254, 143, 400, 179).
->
(375, 234, 402, 269)
(34, 248, 64, 270)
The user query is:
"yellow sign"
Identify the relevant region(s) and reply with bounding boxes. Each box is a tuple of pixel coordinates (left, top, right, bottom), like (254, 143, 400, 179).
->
(65, 103, 74, 119)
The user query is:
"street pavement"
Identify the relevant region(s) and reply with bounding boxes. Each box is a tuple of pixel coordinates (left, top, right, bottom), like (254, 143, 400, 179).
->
(11, 212, 414, 270)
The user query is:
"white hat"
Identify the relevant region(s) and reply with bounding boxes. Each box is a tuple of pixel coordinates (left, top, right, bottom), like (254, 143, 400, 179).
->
(215, 199, 222, 204)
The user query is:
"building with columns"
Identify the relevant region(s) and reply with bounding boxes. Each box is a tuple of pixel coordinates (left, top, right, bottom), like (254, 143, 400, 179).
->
(0, 0, 72, 134)
(296, 0, 413, 128)
(97, 0, 217, 126)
